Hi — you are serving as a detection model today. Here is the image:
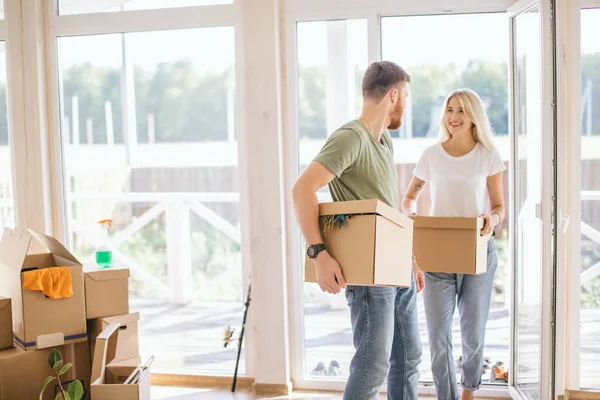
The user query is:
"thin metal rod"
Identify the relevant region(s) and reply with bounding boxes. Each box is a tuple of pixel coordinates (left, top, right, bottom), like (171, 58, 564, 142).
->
(232, 281, 252, 392)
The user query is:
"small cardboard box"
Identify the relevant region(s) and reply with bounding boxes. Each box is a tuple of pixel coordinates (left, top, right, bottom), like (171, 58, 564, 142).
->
(84, 268, 130, 319)
(0, 298, 12, 350)
(0, 227, 87, 351)
(411, 216, 491, 274)
(304, 199, 414, 287)
(88, 312, 140, 366)
(91, 322, 150, 400)
(0, 341, 91, 400)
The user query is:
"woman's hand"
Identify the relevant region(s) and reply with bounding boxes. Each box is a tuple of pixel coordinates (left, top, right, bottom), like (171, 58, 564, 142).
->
(480, 213, 495, 236)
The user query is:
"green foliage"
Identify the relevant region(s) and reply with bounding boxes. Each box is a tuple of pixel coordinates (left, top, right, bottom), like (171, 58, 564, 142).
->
(57, 53, 600, 144)
(460, 60, 509, 135)
(298, 66, 327, 139)
(582, 52, 600, 136)
(48, 349, 62, 369)
(581, 237, 600, 308)
(67, 380, 84, 400)
(61, 63, 122, 144)
(61, 60, 232, 145)
(40, 349, 83, 400)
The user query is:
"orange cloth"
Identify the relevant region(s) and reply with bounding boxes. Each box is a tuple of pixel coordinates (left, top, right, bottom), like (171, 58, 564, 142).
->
(493, 364, 509, 381)
(22, 267, 73, 299)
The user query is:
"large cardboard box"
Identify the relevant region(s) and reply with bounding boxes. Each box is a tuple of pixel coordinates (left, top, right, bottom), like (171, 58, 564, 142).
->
(0, 298, 12, 350)
(0, 227, 87, 351)
(88, 312, 140, 366)
(91, 322, 150, 400)
(304, 199, 414, 287)
(0, 341, 91, 400)
(411, 216, 491, 274)
(84, 268, 130, 319)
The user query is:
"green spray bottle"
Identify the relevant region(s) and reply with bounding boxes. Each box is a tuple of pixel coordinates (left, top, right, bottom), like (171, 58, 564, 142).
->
(96, 219, 113, 269)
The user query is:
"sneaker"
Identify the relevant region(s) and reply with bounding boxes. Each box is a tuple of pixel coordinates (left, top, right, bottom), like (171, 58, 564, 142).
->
(311, 362, 327, 376)
(327, 360, 342, 376)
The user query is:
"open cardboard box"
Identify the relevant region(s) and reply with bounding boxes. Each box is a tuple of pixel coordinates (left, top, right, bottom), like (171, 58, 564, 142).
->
(0, 228, 87, 350)
(411, 216, 491, 274)
(304, 199, 413, 287)
(88, 312, 140, 366)
(0, 298, 12, 350)
(91, 322, 150, 400)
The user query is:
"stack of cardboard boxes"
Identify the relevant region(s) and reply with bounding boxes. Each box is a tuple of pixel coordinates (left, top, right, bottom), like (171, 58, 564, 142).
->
(305, 199, 492, 286)
(0, 227, 150, 400)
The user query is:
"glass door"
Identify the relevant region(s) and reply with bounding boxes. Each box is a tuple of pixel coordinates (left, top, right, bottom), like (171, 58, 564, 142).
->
(509, 1, 556, 399)
(576, 1, 600, 391)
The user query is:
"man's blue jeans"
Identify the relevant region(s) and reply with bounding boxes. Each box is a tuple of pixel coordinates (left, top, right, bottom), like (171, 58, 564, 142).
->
(423, 239, 499, 400)
(343, 275, 422, 400)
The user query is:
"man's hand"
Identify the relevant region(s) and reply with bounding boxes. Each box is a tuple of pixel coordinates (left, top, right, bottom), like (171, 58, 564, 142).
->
(413, 260, 425, 293)
(314, 251, 346, 294)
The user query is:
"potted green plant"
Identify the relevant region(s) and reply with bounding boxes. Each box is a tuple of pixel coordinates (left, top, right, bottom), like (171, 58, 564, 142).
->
(39, 348, 84, 400)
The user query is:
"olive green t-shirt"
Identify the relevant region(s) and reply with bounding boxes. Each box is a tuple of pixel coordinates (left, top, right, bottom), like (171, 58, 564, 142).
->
(313, 119, 399, 209)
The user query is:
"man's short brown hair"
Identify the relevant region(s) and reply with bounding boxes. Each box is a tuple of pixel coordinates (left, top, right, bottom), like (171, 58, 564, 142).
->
(362, 61, 411, 102)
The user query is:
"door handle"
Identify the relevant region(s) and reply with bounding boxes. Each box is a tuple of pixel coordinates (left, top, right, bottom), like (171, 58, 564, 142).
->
(559, 211, 571, 234)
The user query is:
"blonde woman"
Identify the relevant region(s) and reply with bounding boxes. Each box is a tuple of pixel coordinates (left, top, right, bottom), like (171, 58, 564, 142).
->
(402, 89, 506, 400)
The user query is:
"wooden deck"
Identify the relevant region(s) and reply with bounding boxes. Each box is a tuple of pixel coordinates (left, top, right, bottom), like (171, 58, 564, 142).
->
(132, 298, 600, 390)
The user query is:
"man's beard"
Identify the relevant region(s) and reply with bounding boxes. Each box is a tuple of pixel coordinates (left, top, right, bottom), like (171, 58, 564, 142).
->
(388, 102, 404, 130)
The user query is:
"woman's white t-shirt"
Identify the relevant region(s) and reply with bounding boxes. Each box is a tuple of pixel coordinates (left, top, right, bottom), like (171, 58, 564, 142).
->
(413, 142, 506, 217)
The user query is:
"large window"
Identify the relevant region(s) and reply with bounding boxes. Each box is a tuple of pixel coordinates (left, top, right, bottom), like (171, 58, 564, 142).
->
(57, 26, 245, 375)
(382, 13, 510, 384)
(579, 6, 600, 390)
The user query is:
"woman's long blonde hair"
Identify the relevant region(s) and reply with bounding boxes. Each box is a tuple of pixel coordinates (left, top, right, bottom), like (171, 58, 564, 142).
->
(438, 88, 496, 150)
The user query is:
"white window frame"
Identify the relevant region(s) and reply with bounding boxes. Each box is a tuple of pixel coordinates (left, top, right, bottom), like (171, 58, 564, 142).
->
(557, 0, 600, 393)
(283, 1, 519, 397)
(506, 1, 535, 396)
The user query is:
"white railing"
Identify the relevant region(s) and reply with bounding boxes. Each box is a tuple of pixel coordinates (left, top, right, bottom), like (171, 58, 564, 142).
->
(581, 191, 600, 284)
(67, 192, 242, 305)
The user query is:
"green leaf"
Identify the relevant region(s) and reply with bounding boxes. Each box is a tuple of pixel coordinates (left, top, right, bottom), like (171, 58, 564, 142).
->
(53, 360, 64, 372)
(48, 349, 62, 369)
(39, 376, 55, 400)
(67, 380, 84, 400)
(59, 363, 73, 376)
(55, 392, 70, 400)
